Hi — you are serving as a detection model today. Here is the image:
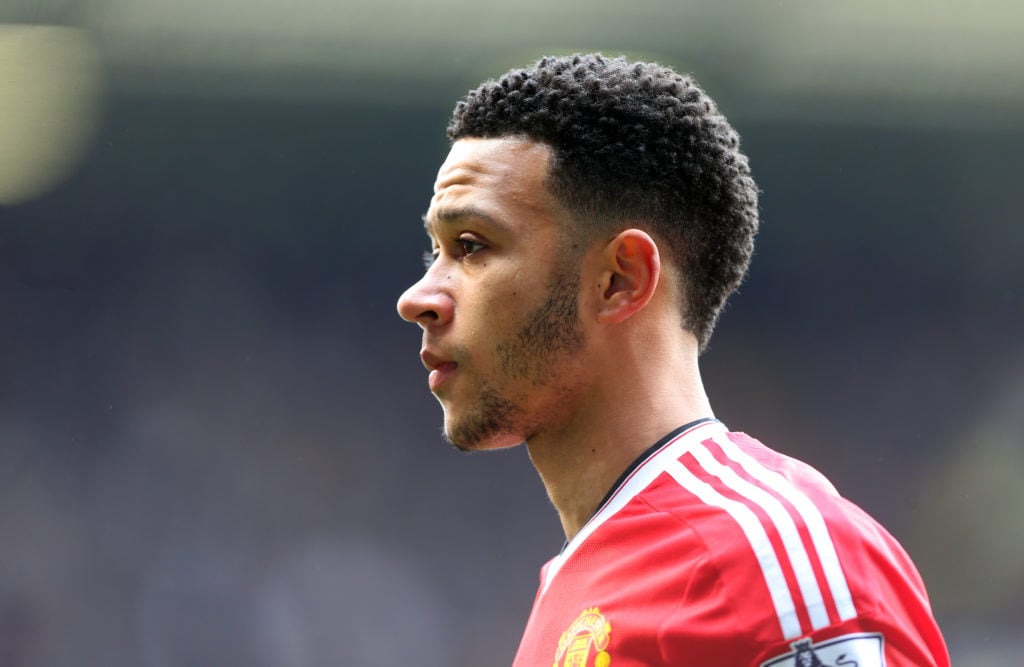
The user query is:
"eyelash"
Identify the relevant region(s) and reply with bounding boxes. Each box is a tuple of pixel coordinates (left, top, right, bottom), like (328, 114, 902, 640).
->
(421, 238, 486, 269)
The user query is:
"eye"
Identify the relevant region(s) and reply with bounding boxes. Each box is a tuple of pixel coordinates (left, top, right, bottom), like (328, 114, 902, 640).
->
(420, 237, 486, 270)
(457, 237, 486, 257)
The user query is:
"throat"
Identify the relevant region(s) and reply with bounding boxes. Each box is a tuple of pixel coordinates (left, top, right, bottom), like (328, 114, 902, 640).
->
(526, 432, 638, 541)
(526, 416, 718, 541)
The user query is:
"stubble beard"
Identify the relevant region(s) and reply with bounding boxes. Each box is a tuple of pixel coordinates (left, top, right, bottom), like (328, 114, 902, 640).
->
(444, 266, 585, 452)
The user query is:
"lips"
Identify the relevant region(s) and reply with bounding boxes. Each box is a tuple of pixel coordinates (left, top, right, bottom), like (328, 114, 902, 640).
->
(428, 362, 458, 391)
(421, 349, 458, 391)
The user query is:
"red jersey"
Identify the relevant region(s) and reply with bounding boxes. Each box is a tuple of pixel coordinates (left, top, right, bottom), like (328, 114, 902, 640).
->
(512, 419, 949, 667)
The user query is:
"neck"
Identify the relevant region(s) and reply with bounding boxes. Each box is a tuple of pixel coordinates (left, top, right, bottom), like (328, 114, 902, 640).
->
(525, 334, 712, 541)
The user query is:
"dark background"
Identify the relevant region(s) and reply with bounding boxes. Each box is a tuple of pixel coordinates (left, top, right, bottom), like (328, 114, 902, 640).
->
(1, 5, 1023, 665)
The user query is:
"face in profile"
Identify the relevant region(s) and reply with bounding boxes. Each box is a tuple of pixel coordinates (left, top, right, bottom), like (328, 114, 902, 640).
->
(397, 137, 589, 451)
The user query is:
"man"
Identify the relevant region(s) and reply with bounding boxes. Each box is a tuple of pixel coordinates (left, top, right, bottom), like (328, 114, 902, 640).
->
(397, 54, 949, 667)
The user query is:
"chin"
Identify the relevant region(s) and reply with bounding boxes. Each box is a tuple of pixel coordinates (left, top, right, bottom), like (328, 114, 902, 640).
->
(443, 414, 524, 452)
(441, 392, 525, 452)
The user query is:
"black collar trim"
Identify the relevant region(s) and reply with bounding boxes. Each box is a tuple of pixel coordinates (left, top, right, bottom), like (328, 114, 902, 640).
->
(560, 417, 719, 554)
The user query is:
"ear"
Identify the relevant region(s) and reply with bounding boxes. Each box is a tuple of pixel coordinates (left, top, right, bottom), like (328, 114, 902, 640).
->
(595, 229, 661, 325)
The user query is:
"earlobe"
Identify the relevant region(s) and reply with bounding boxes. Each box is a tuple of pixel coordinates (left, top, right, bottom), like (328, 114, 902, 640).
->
(596, 229, 660, 325)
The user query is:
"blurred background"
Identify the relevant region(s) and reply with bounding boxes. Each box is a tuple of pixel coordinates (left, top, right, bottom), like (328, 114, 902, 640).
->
(0, 1, 1022, 665)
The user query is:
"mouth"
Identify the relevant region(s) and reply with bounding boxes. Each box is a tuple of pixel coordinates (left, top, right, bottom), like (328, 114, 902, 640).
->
(421, 349, 458, 392)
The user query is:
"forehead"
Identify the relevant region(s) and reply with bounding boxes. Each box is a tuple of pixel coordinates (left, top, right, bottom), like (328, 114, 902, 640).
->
(426, 137, 561, 233)
(434, 137, 551, 191)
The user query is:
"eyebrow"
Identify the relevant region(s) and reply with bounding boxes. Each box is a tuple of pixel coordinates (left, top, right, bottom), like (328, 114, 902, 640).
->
(422, 206, 504, 232)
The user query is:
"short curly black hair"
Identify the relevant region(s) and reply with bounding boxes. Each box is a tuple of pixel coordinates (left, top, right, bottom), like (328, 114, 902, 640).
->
(448, 53, 759, 351)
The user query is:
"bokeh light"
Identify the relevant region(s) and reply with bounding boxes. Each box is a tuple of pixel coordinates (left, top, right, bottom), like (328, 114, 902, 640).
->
(0, 25, 101, 205)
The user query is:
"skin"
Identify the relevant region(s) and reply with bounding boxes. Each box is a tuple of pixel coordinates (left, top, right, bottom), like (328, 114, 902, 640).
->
(397, 136, 714, 540)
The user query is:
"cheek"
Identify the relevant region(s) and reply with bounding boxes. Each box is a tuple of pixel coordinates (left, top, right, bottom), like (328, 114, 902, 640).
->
(472, 273, 533, 318)
(458, 256, 554, 336)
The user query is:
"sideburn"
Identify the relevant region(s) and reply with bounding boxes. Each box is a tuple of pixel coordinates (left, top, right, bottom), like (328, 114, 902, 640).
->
(496, 259, 585, 384)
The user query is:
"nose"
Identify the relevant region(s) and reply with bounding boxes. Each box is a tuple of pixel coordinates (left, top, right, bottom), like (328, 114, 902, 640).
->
(396, 269, 454, 329)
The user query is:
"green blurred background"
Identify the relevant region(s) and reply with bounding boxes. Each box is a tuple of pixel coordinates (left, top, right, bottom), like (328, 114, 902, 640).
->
(0, 1, 1021, 664)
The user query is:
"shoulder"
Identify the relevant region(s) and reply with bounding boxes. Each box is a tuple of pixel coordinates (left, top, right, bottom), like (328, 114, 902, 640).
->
(644, 427, 948, 666)
(519, 423, 948, 666)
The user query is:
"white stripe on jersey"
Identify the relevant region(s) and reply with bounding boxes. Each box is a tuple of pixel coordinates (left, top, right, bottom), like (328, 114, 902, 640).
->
(664, 458, 804, 639)
(688, 442, 831, 630)
(712, 434, 857, 622)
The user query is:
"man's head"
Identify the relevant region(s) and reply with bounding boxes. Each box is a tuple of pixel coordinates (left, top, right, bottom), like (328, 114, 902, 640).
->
(398, 54, 758, 451)
(448, 53, 759, 350)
